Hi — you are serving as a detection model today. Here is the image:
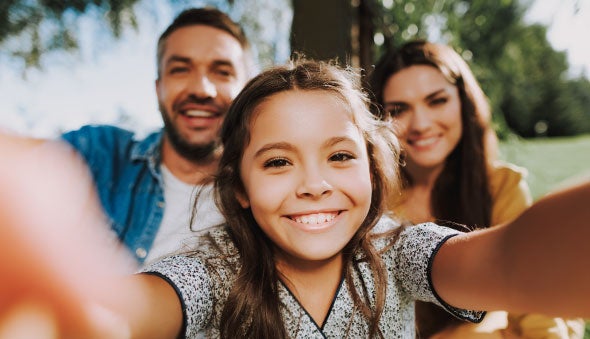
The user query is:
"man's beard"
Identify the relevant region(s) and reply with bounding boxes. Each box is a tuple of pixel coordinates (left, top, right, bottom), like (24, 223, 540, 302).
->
(160, 105, 220, 164)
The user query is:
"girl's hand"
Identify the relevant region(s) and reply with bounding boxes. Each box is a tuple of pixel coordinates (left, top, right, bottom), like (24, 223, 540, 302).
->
(0, 134, 136, 338)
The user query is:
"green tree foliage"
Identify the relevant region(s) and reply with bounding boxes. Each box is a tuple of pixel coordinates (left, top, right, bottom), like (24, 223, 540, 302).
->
(1, 0, 289, 72)
(369, 0, 590, 137)
(0, 0, 140, 68)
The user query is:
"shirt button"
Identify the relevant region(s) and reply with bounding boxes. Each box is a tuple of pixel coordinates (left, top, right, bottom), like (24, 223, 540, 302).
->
(135, 247, 147, 259)
(157, 201, 165, 208)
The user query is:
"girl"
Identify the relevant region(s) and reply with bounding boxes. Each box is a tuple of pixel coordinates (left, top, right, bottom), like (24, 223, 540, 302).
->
(1, 60, 589, 338)
(368, 40, 583, 338)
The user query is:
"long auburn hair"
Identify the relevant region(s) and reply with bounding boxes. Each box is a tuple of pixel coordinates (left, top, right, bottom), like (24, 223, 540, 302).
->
(368, 40, 496, 336)
(213, 59, 402, 338)
(369, 40, 496, 229)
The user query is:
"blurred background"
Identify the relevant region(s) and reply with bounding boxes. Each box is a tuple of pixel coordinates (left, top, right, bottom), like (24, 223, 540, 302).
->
(1, 0, 589, 198)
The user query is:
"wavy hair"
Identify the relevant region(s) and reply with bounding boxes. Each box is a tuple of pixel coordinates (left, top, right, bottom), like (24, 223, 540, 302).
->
(214, 59, 402, 338)
(369, 40, 496, 228)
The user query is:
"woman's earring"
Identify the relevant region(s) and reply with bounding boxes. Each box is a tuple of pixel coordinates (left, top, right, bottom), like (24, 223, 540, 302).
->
(399, 149, 407, 167)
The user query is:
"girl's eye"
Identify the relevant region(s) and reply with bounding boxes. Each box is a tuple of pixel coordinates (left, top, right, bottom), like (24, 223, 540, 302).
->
(263, 158, 291, 168)
(329, 152, 355, 162)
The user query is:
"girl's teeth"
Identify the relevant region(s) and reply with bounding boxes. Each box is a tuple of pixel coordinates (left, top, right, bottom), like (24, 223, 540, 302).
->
(293, 213, 336, 224)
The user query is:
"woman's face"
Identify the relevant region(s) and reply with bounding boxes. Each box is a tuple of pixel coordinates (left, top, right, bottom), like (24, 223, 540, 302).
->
(237, 90, 372, 268)
(382, 65, 462, 174)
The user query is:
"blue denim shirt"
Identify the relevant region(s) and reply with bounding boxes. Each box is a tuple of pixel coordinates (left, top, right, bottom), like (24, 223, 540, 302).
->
(62, 125, 165, 264)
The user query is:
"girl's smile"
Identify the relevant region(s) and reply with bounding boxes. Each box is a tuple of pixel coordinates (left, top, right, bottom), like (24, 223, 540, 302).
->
(237, 89, 373, 264)
(285, 210, 342, 232)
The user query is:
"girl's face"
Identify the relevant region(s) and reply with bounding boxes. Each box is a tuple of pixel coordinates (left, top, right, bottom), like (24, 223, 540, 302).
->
(238, 90, 372, 265)
(382, 65, 462, 173)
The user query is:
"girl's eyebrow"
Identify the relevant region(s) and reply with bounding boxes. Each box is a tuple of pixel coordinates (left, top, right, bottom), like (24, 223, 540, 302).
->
(323, 136, 357, 148)
(253, 136, 358, 159)
(254, 142, 295, 158)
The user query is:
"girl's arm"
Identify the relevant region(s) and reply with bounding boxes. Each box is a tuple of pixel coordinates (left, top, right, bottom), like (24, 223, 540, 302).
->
(432, 180, 590, 317)
(0, 134, 184, 338)
(94, 275, 183, 338)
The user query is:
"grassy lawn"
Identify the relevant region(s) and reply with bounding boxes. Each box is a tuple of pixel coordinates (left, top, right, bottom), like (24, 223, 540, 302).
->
(500, 134, 590, 338)
(499, 134, 590, 200)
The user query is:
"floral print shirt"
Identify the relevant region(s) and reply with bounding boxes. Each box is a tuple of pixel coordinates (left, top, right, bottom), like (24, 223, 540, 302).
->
(142, 218, 484, 338)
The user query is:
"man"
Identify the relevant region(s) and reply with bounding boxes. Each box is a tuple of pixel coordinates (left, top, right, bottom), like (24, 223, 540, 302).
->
(61, 7, 254, 264)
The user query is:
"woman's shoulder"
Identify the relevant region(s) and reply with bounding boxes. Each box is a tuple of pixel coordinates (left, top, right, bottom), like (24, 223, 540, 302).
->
(489, 161, 531, 198)
(489, 161, 528, 183)
(488, 161, 533, 224)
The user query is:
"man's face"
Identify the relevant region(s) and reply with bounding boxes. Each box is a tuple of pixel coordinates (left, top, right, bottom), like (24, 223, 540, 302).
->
(156, 25, 248, 162)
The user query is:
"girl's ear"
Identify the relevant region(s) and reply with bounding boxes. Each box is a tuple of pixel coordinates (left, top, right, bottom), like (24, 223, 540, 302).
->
(236, 190, 250, 209)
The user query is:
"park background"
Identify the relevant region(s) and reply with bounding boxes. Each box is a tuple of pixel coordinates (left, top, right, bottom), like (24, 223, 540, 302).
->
(1, 0, 589, 335)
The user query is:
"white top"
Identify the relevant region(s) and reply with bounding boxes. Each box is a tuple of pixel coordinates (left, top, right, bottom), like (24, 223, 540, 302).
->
(143, 165, 224, 266)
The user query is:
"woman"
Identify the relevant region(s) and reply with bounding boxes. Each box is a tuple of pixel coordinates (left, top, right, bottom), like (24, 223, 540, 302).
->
(368, 40, 584, 338)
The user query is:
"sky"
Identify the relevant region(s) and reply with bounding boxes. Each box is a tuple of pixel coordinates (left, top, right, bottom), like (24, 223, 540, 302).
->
(0, 0, 588, 138)
(524, 0, 590, 76)
(0, 0, 292, 138)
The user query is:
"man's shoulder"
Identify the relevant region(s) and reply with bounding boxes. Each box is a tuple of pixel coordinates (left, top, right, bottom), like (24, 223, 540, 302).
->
(61, 125, 161, 156)
(62, 125, 136, 144)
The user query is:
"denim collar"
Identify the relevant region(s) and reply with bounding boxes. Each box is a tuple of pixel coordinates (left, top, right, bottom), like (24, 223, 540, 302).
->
(130, 129, 164, 181)
(130, 129, 163, 162)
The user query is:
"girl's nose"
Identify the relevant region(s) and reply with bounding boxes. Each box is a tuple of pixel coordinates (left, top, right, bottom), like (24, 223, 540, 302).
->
(295, 166, 333, 199)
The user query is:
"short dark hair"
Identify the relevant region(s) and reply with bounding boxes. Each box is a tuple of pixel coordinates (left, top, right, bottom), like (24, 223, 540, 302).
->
(156, 7, 252, 78)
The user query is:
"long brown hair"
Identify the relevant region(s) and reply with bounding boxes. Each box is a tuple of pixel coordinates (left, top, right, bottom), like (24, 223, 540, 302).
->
(368, 40, 496, 336)
(369, 40, 496, 228)
(213, 59, 402, 338)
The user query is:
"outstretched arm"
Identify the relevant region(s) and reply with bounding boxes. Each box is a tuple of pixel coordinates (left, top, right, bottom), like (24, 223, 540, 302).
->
(0, 133, 183, 338)
(432, 180, 590, 317)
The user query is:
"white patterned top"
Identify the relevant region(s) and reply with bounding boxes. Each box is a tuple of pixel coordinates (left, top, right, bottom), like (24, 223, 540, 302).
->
(142, 217, 484, 338)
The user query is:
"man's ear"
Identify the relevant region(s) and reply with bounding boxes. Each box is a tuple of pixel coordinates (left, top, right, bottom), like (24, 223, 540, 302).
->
(236, 190, 250, 209)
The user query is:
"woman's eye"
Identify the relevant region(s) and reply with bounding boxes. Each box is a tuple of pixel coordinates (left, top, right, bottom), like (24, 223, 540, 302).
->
(430, 97, 448, 106)
(329, 152, 355, 162)
(263, 158, 291, 168)
(386, 104, 407, 117)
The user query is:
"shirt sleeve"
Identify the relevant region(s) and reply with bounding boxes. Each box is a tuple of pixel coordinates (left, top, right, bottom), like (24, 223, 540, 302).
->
(141, 255, 214, 338)
(393, 222, 486, 323)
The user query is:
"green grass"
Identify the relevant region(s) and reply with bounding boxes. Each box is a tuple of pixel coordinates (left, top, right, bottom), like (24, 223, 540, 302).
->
(499, 134, 590, 200)
(500, 134, 590, 338)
